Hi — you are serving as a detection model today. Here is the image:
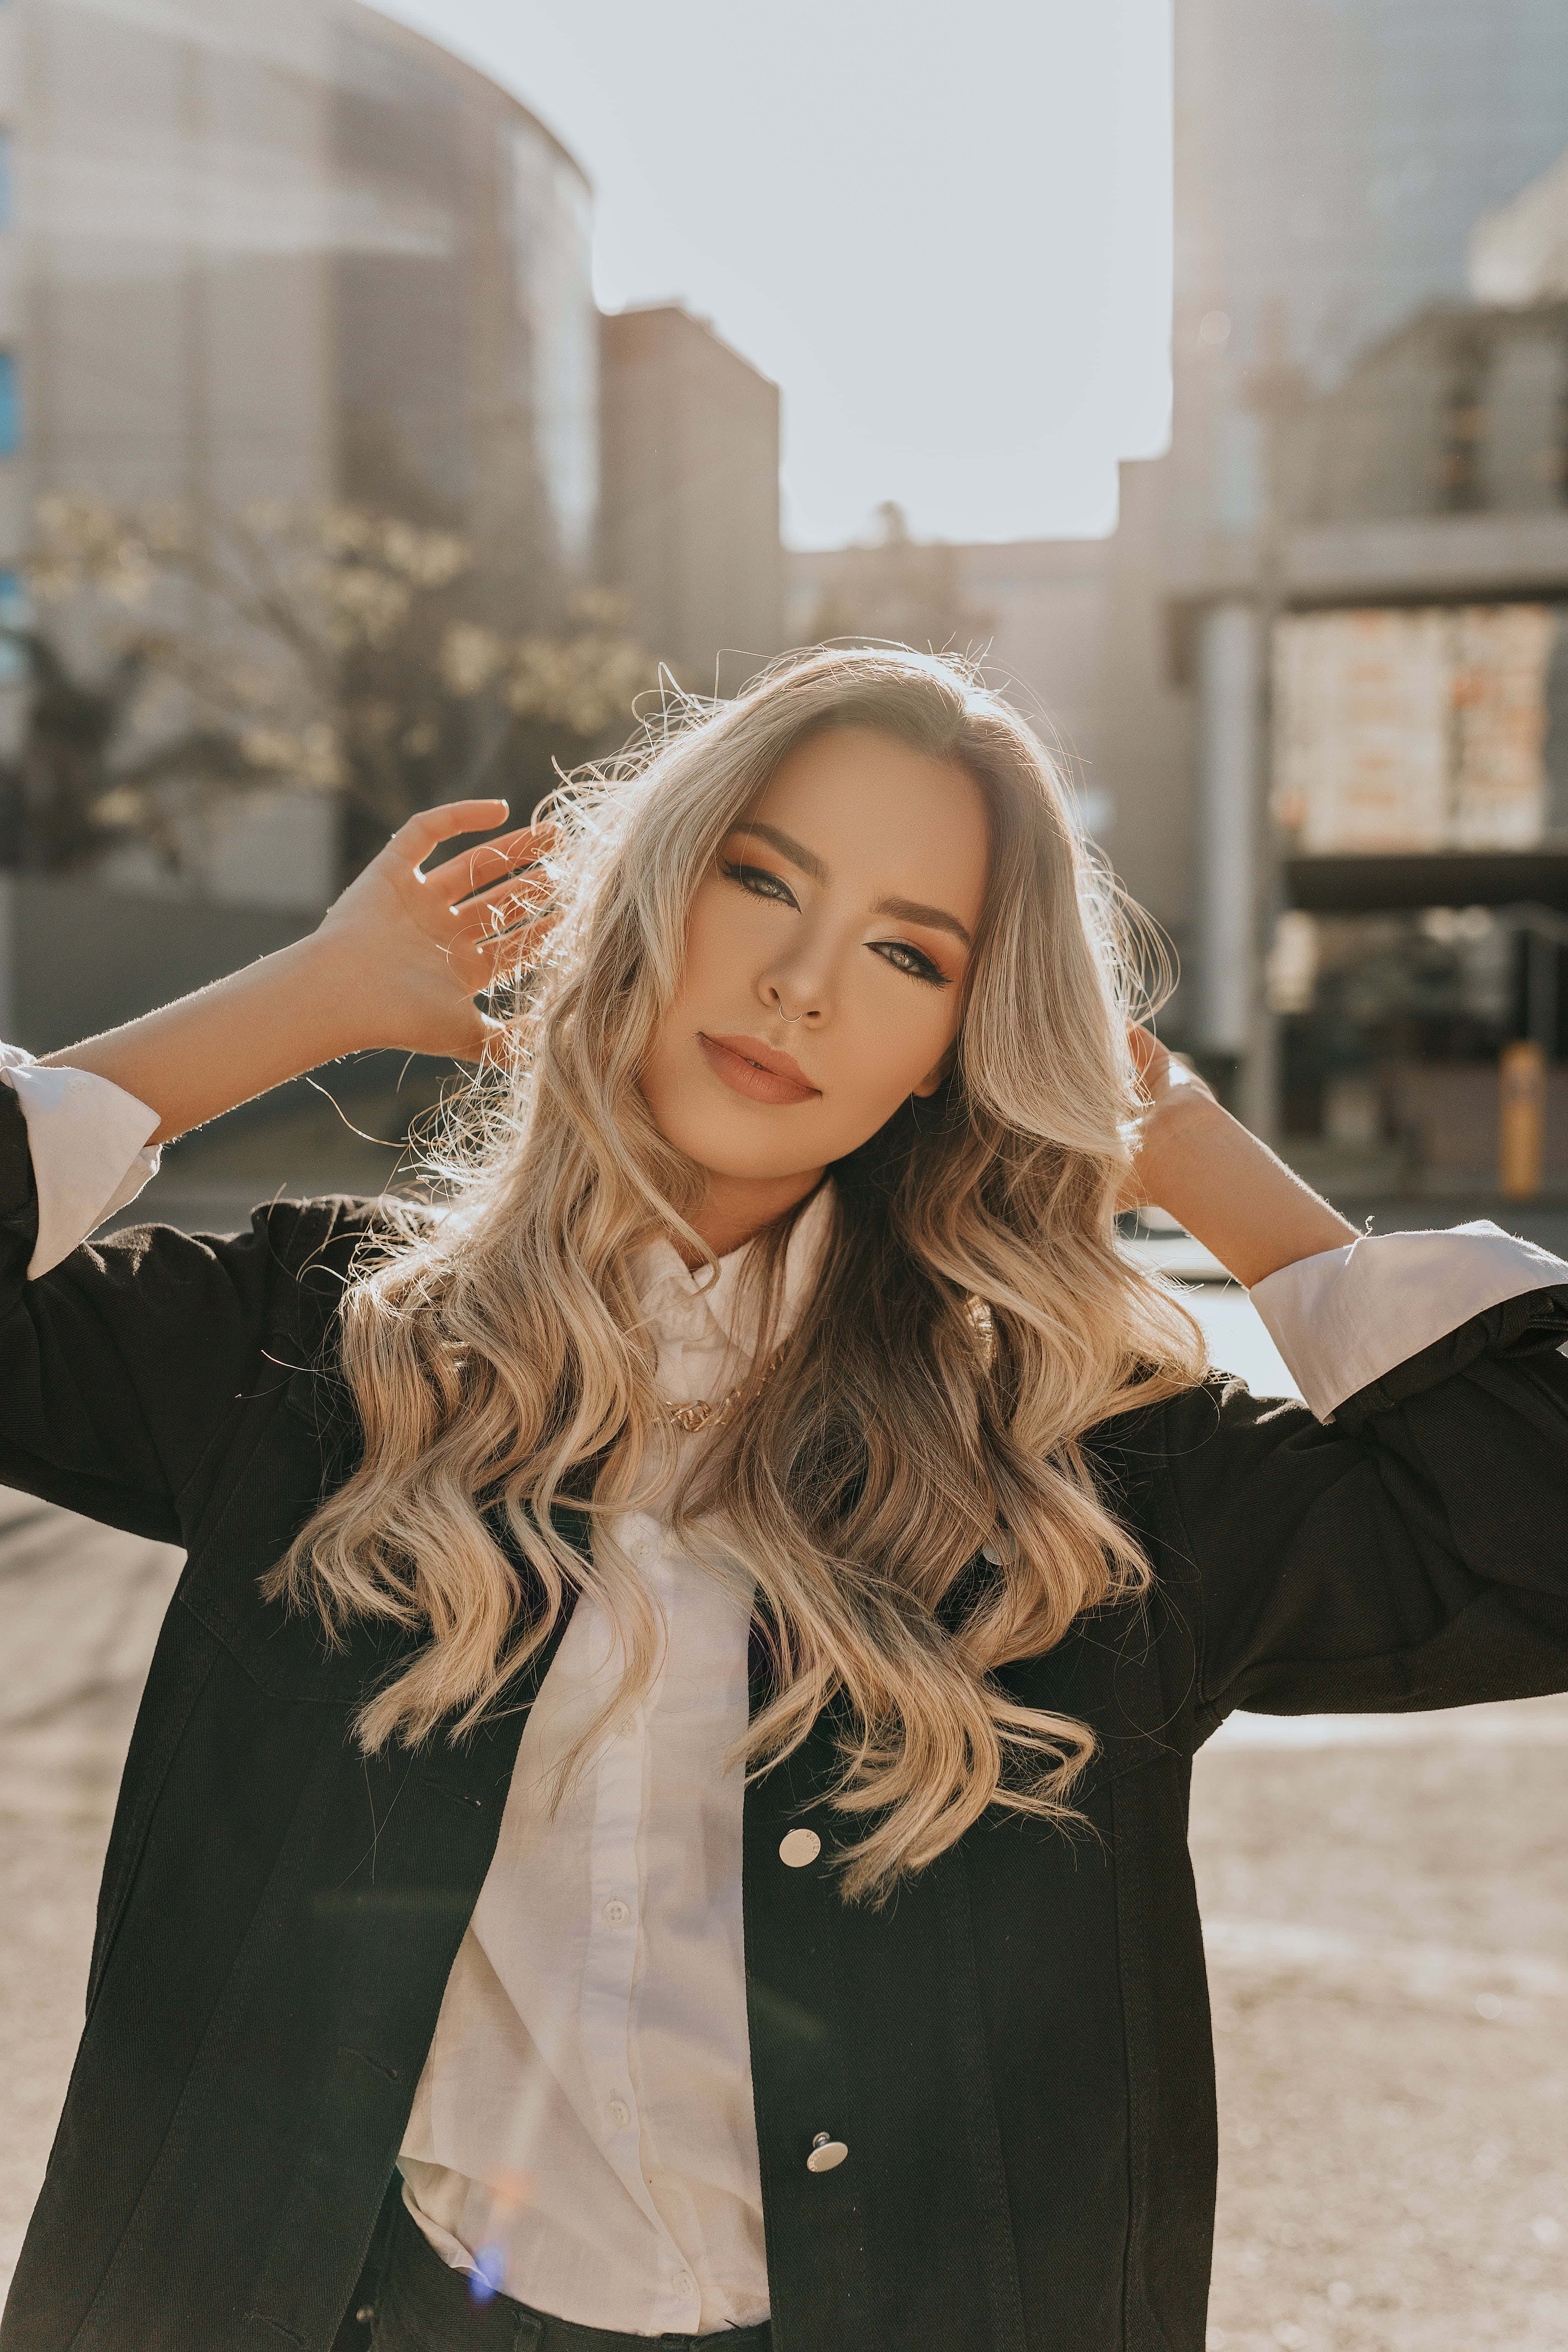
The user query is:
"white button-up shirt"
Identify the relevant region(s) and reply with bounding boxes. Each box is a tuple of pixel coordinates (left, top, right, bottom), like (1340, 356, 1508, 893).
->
(397, 1186, 836, 2335)
(7, 1044, 1568, 2334)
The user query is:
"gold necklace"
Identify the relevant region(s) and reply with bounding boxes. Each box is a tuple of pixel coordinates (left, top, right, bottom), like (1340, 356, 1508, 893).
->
(664, 1343, 788, 1434)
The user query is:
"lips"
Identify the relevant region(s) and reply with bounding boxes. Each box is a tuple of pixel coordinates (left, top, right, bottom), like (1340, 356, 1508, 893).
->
(698, 1032, 820, 1107)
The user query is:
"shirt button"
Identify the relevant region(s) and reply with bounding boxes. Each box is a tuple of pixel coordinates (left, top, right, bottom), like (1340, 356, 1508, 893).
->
(674, 2269, 695, 2297)
(602, 1898, 631, 1927)
(807, 2133, 848, 2173)
(778, 1828, 821, 1868)
(606, 2098, 631, 2128)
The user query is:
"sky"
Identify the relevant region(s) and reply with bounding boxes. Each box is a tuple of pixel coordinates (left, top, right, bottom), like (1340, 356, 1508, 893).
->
(369, 0, 1174, 551)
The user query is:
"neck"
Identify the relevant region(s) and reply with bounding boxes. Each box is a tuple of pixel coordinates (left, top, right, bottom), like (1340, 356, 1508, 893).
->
(675, 1165, 825, 1270)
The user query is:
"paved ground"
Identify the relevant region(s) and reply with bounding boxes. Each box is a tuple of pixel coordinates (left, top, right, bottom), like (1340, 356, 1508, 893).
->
(0, 1276, 1563, 2344)
(0, 1489, 181, 2295)
(1198, 1704, 1568, 2351)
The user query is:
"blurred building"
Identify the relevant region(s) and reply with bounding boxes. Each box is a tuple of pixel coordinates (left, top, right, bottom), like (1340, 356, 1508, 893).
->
(1245, 239, 1568, 1185)
(788, 4, 1568, 1202)
(0, 6, 796, 1063)
(1095, 3, 1568, 1202)
(0, 0, 598, 920)
(1283, 300, 1568, 524)
(1471, 150, 1568, 308)
(14, 0, 597, 565)
(786, 528, 1123, 851)
(790, 10, 1562, 1001)
(600, 303, 781, 696)
(1141, 1, 1568, 1034)
(1170, 0, 1568, 534)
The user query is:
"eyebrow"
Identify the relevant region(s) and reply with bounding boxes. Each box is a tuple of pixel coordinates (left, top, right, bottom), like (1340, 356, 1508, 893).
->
(730, 820, 974, 949)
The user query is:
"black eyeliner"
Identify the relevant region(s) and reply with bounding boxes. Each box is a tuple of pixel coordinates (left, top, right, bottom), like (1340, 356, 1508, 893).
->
(874, 942, 951, 988)
(719, 857, 798, 908)
(721, 858, 950, 986)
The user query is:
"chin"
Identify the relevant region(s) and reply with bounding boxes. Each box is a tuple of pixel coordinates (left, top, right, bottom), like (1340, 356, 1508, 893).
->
(643, 1093, 820, 1182)
(667, 1126, 822, 1184)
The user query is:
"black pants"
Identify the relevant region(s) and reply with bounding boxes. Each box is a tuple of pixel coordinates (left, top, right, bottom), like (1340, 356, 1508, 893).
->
(368, 2198, 773, 2352)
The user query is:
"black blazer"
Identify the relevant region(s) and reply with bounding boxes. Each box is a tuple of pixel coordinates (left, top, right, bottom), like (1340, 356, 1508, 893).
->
(1, 1084, 1566, 2352)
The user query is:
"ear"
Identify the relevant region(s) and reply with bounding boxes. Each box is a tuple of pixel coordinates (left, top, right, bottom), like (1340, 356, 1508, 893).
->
(912, 1038, 958, 1100)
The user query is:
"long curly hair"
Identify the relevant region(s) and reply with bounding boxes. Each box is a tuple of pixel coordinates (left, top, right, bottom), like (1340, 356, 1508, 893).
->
(268, 645, 1207, 1900)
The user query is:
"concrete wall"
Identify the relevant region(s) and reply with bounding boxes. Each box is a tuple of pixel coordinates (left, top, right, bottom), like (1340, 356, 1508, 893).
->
(18, 0, 338, 526)
(1089, 456, 1202, 966)
(600, 305, 781, 694)
(1389, 1056, 1568, 1184)
(949, 539, 1113, 793)
(330, 9, 598, 581)
(0, 872, 311, 1051)
(12, 0, 598, 552)
(1292, 301, 1568, 528)
(787, 534, 1115, 779)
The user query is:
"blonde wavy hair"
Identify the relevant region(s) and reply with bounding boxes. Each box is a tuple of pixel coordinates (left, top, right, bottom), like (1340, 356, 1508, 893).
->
(270, 645, 1208, 1899)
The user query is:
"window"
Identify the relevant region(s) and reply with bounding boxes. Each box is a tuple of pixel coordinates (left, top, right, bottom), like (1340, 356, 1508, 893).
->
(0, 354, 21, 456)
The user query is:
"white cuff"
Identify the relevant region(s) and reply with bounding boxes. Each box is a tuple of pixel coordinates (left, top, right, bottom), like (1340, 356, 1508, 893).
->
(0, 1044, 162, 1280)
(1248, 1219, 1568, 1424)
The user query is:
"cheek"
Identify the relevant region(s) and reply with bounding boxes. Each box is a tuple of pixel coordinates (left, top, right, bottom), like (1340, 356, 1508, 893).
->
(640, 890, 731, 1103)
(669, 882, 746, 1006)
(839, 988, 956, 1096)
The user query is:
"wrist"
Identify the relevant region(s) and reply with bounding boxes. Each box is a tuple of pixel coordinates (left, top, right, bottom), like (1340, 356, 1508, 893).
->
(1132, 1082, 1228, 1196)
(1135, 1093, 1357, 1288)
(38, 932, 375, 1146)
(280, 931, 384, 1058)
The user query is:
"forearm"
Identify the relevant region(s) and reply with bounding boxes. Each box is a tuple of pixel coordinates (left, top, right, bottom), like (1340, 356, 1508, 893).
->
(1140, 1093, 1358, 1289)
(37, 935, 368, 1145)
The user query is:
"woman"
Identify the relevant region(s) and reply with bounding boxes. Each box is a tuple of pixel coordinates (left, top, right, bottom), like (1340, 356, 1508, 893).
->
(0, 646, 1565, 2352)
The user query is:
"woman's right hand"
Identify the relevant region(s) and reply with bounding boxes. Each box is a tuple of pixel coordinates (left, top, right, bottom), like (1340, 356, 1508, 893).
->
(312, 800, 556, 1061)
(38, 801, 559, 1145)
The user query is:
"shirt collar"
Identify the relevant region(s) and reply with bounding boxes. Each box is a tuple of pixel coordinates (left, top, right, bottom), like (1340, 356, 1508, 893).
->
(629, 1181, 836, 1400)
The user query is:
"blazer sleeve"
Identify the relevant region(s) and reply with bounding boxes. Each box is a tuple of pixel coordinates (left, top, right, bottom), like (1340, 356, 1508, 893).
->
(1155, 1269, 1568, 1733)
(0, 1081, 389, 1545)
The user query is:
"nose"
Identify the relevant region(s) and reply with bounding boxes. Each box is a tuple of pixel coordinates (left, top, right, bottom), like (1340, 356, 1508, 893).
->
(762, 941, 831, 1026)
(765, 975, 827, 1024)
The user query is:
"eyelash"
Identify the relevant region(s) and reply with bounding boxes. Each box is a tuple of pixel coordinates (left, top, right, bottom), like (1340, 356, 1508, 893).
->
(718, 859, 951, 989)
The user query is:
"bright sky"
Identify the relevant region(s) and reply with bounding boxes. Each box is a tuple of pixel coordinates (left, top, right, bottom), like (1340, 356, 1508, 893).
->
(369, 0, 1173, 550)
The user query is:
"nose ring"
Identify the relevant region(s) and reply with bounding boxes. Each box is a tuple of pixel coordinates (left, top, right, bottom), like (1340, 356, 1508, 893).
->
(775, 994, 802, 1022)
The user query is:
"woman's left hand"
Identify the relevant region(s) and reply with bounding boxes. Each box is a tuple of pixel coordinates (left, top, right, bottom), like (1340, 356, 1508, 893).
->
(1116, 1024, 1218, 1216)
